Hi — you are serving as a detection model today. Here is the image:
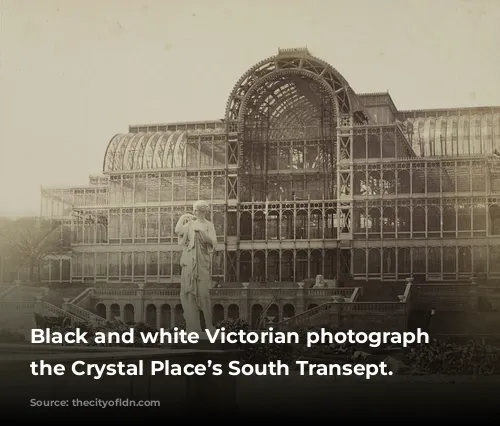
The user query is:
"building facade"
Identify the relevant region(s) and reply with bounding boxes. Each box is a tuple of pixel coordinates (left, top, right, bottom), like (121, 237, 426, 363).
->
(40, 47, 500, 287)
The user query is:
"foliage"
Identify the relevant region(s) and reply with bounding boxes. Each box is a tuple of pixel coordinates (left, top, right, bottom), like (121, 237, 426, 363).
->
(27, 310, 500, 375)
(216, 318, 250, 333)
(405, 339, 500, 375)
(168, 319, 186, 331)
(0, 218, 70, 282)
(34, 313, 68, 329)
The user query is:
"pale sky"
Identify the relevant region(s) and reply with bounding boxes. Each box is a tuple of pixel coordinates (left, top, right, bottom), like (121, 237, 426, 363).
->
(1, 0, 499, 217)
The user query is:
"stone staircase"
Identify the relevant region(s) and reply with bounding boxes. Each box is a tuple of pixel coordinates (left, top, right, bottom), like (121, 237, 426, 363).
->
(277, 278, 496, 333)
(277, 282, 412, 332)
(410, 282, 478, 311)
(1, 277, 495, 337)
(0, 283, 105, 335)
(65, 288, 107, 325)
(0, 298, 79, 336)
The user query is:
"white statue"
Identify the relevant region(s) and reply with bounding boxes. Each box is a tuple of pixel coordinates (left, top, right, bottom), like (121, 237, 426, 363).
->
(313, 274, 325, 288)
(175, 200, 218, 337)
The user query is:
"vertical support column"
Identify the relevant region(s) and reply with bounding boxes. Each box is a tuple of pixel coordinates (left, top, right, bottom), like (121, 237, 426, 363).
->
(424, 161, 428, 195)
(337, 114, 354, 243)
(137, 283, 145, 323)
(439, 195, 444, 239)
(296, 286, 306, 314)
(240, 289, 249, 323)
(156, 306, 162, 329)
(170, 309, 176, 328)
(486, 199, 490, 237)
(106, 305, 113, 322)
(307, 249, 311, 279)
(293, 250, 296, 283)
(264, 249, 268, 283)
(321, 249, 325, 278)
(250, 249, 254, 281)
(278, 250, 282, 282)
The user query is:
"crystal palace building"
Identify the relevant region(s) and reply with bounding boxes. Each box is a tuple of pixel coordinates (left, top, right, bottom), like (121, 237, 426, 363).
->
(40, 47, 500, 287)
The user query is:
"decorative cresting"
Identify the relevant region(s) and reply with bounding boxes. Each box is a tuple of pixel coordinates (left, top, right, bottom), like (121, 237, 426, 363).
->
(225, 47, 363, 127)
(102, 128, 225, 172)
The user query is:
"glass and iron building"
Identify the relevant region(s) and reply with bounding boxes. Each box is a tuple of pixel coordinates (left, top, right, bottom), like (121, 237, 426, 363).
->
(40, 47, 500, 286)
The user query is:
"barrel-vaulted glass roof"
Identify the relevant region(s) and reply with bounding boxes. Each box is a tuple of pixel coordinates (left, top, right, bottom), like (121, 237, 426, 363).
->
(404, 113, 500, 157)
(103, 128, 224, 172)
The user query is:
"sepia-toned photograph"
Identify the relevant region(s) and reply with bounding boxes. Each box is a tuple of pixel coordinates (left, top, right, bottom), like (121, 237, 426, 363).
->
(1, 0, 500, 418)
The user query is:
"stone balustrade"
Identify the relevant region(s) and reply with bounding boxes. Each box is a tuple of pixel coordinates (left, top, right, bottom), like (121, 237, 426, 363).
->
(69, 287, 93, 308)
(1, 277, 485, 333)
(0, 301, 36, 312)
(65, 303, 107, 325)
(87, 286, 359, 327)
(278, 300, 408, 331)
(410, 281, 479, 311)
(0, 285, 360, 331)
(40, 299, 84, 324)
(91, 287, 356, 301)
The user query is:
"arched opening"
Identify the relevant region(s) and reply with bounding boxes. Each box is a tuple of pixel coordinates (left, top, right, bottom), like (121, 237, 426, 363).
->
(174, 304, 184, 326)
(251, 304, 263, 328)
(253, 250, 265, 282)
(223, 50, 365, 285)
(213, 304, 224, 324)
(281, 250, 294, 282)
(110, 304, 120, 321)
(296, 250, 308, 281)
(239, 251, 252, 282)
(267, 250, 279, 282)
(240, 211, 252, 240)
(398, 248, 411, 277)
(490, 205, 500, 235)
(227, 304, 239, 320)
(229, 52, 358, 205)
(267, 303, 280, 323)
(282, 304, 295, 319)
(146, 304, 157, 327)
(160, 304, 171, 329)
(95, 303, 106, 319)
(310, 249, 322, 278)
(353, 249, 366, 275)
(124, 304, 135, 324)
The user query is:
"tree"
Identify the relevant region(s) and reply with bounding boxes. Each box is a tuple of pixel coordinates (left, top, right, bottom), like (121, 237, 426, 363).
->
(0, 217, 71, 283)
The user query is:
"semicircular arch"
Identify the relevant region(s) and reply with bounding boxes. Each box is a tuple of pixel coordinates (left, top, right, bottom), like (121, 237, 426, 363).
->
(225, 50, 361, 128)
